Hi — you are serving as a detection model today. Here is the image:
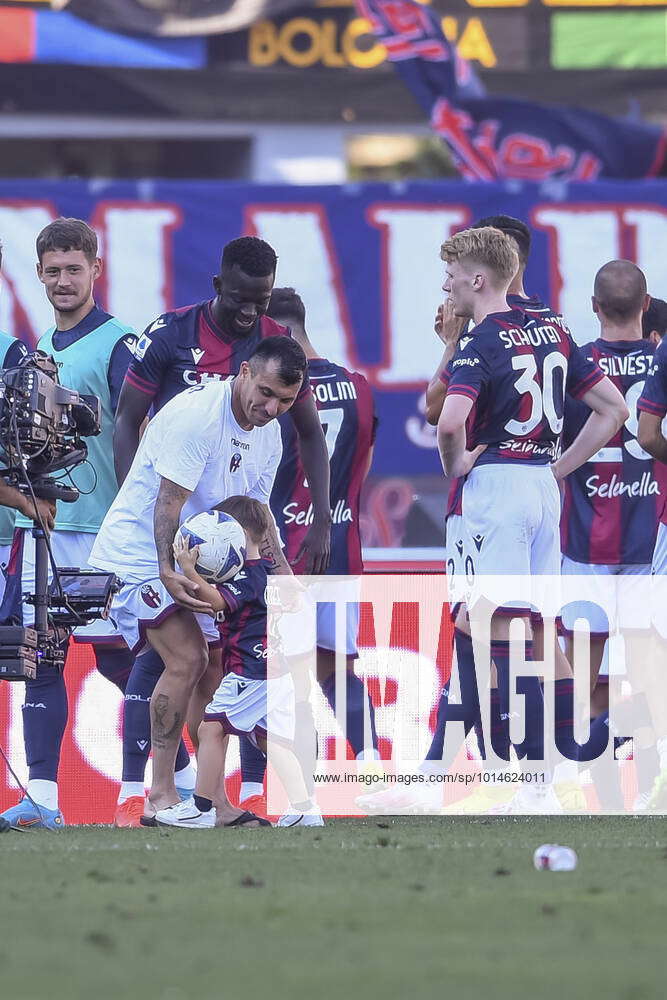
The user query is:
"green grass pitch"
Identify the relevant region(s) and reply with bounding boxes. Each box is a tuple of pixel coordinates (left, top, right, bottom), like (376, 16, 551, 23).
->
(1, 816, 666, 1000)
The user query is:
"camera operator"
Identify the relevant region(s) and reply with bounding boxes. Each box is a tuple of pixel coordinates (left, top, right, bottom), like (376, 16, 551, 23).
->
(0, 241, 56, 600)
(0, 218, 139, 830)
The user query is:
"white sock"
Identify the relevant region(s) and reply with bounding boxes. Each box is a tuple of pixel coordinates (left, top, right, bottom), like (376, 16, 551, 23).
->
(118, 781, 145, 804)
(657, 737, 667, 771)
(27, 779, 58, 811)
(356, 749, 381, 765)
(240, 781, 263, 801)
(174, 763, 197, 791)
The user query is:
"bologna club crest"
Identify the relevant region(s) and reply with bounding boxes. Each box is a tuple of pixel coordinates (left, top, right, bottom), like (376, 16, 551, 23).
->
(230, 453, 242, 473)
(140, 584, 162, 609)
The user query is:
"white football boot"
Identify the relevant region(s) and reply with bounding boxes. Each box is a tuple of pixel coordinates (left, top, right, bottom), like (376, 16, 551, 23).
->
(276, 806, 324, 827)
(155, 797, 216, 829)
(490, 782, 564, 815)
(355, 782, 441, 816)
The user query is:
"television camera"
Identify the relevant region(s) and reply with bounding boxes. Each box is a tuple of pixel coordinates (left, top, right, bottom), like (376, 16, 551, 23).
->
(0, 351, 119, 679)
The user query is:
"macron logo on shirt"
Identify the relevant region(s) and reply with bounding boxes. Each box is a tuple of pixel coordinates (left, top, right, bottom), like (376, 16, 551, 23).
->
(191, 347, 205, 364)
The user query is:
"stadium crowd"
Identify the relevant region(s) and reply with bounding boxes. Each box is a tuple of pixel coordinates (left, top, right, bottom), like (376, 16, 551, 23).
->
(1, 213, 667, 828)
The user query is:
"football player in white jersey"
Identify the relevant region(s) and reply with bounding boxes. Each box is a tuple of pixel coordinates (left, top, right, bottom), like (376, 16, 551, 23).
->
(90, 335, 307, 821)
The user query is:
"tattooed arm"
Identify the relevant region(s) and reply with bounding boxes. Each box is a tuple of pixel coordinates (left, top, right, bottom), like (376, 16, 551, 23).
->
(155, 476, 213, 612)
(259, 503, 293, 576)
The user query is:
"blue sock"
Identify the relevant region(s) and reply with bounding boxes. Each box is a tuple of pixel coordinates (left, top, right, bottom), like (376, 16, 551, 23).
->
(94, 645, 134, 693)
(488, 688, 507, 761)
(320, 670, 378, 757)
(424, 682, 450, 762)
(174, 737, 191, 774)
(553, 677, 580, 763)
(23, 662, 68, 782)
(425, 629, 482, 762)
(492, 638, 544, 762)
(579, 710, 611, 763)
(586, 711, 624, 809)
(240, 736, 267, 785)
(122, 647, 190, 782)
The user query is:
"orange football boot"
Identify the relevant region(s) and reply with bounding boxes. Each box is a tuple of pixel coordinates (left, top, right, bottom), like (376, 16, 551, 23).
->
(114, 795, 146, 828)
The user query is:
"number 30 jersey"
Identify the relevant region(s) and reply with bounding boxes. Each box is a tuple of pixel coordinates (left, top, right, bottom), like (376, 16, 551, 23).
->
(562, 337, 664, 565)
(446, 306, 603, 467)
(270, 357, 377, 574)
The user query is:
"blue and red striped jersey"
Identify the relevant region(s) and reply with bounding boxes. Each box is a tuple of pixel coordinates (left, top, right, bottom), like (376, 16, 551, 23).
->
(638, 338, 667, 528)
(440, 296, 555, 514)
(217, 559, 272, 681)
(125, 299, 311, 411)
(270, 358, 376, 574)
(446, 306, 602, 466)
(638, 339, 667, 419)
(561, 337, 663, 564)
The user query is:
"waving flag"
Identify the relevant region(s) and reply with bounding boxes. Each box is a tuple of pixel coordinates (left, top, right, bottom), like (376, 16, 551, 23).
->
(356, 0, 666, 181)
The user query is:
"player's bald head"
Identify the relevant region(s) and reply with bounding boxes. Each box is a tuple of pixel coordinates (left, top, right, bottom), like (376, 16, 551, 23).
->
(593, 260, 648, 323)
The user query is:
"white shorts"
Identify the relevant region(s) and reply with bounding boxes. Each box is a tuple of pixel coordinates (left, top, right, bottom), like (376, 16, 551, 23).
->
(462, 464, 561, 609)
(561, 556, 652, 634)
(17, 529, 121, 644)
(111, 576, 220, 654)
(204, 671, 295, 748)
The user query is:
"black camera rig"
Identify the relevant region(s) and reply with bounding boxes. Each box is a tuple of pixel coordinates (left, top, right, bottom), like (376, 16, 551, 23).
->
(0, 351, 120, 679)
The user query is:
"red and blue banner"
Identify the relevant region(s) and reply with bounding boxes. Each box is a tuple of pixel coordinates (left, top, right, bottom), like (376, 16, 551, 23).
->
(356, 0, 666, 181)
(1, 177, 667, 483)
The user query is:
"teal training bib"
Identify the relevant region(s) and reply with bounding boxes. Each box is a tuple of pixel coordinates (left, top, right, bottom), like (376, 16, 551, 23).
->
(15, 317, 134, 533)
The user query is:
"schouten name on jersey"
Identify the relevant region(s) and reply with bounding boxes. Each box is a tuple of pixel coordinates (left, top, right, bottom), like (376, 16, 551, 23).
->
(445, 307, 603, 467)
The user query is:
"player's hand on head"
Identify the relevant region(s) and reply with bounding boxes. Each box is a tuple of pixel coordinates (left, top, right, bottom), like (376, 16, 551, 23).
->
(293, 521, 331, 575)
(160, 569, 213, 613)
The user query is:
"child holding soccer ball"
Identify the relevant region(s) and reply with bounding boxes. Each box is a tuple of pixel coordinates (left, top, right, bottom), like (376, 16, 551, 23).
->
(155, 494, 323, 829)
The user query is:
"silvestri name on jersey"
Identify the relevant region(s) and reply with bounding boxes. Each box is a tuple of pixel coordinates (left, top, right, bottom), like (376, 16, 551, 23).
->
(562, 337, 665, 565)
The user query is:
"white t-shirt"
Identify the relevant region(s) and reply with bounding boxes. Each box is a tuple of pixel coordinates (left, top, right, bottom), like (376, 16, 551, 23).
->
(90, 380, 282, 584)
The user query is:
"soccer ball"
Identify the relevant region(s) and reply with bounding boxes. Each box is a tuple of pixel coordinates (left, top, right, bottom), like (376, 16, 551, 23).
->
(176, 510, 246, 584)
